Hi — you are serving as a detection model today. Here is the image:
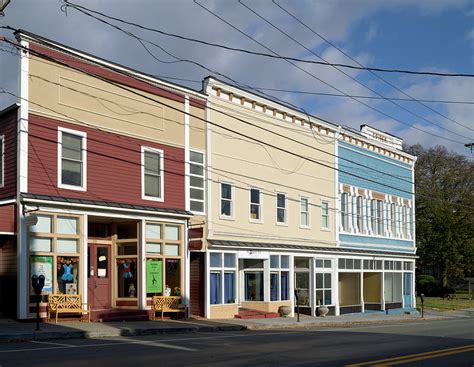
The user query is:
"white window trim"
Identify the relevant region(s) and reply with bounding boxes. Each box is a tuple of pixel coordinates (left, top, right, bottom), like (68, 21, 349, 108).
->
(249, 187, 263, 223)
(219, 181, 234, 220)
(189, 149, 205, 214)
(141, 146, 164, 202)
(321, 200, 330, 231)
(209, 251, 237, 305)
(275, 192, 288, 226)
(0, 135, 4, 188)
(57, 127, 87, 192)
(299, 196, 311, 229)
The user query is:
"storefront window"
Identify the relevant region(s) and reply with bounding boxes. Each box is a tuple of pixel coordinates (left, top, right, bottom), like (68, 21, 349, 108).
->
(209, 252, 236, 304)
(270, 255, 289, 301)
(57, 256, 79, 294)
(28, 213, 81, 298)
(315, 273, 332, 306)
(245, 272, 264, 301)
(145, 222, 183, 298)
(117, 259, 137, 298)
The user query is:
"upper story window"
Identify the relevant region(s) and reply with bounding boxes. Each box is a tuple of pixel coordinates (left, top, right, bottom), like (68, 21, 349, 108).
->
(390, 203, 397, 236)
(321, 201, 329, 229)
(377, 200, 384, 235)
(220, 183, 233, 218)
(0, 135, 4, 188)
(341, 193, 349, 231)
(276, 193, 287, 224)
(142, 147, 164, 201)
(300, 196, 310, 228)
(189, 150, 205, 213)
(402, 205, 408, 238)
(250, 188, 262, 221)
(356, 196, 363, 233)
(58, 128, 87, 191)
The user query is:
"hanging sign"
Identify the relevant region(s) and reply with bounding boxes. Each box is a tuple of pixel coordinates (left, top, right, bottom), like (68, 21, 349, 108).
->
(146, 259, 162, 293)
(30, 256, 53, 293)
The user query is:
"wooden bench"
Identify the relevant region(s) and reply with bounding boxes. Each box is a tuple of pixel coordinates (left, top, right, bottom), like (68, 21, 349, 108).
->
(151, 296, 187, 321)
(47, 294, 90, 323)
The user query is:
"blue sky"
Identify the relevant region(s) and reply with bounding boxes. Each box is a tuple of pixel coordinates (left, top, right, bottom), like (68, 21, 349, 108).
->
(0, 0, 473, 154)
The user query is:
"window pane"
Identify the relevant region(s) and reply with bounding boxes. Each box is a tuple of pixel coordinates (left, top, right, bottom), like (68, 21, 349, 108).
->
(245, 272, 264, 301)
(221, 200, 231, 216)
(145, 174, 161, 197)
(190, 176, 203, 188)
(324, 273, 332, 288)
(190, 201, 204, 212)
(270, 273, 278, 301)
(224, 253, 235, 268)
(281, 272, 289, 300)
(346, 259, 354, 269)
(144, 151, 160, 174)
(324, 290, 332, 305)
(250, 204, 260, 220)
(165, 259, 181, 296)
(57, 257, 79, 294)
(210, 253, 221, 268)
(30, 215, 52, 233)
(316, 273, 323, 288)
(190, 151, 204, 164)
(221, 183, 231, 199)
(117, 223, 137, 239)
(117, 242, 137, 256)
(57, 217, 78, 235)
(210, 272, 221, 304)
(338, 259, 345, 269)
(190, 163, 204, 176)
(62, 159, 82, 186)
(281, 256, 289, 269)
(270, 255, 279, 269)
(57, 239, 78, 253)
(316, 259, 323, 268)
(324, 259, 331, 268)
(190, 188, 204, 200)
(117, 259, 137, 298)
(62, 133, 82, 160)
(146, 223, 162, 239)
(146, 243, 161, 254)
(354, 259, 361, 269)
(243, 259, 264, 269)
(165, 225, 180, 240)
(277, 208, 286, 223)
(30, 237, 52, 252)
(165, 244, 179, 256)
(250, 189, 260, 204)
(277, 194, 285, 208)
(224, 272, 235, 303)
(294, 258, 309, 269)
(301, 212, 309, 226)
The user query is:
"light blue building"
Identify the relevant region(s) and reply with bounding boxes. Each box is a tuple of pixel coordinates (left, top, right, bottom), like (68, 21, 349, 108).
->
(335, 125, 417, 315)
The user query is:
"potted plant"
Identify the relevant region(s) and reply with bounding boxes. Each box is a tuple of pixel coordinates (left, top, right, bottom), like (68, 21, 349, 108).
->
(317, 300, 329, 317)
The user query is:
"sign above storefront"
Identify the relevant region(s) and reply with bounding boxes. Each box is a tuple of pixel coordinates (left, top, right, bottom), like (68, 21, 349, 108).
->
(238, 250, 269, 259)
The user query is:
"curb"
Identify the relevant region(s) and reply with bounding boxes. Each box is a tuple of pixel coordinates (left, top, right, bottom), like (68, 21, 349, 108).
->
(0, 324, 247, 343)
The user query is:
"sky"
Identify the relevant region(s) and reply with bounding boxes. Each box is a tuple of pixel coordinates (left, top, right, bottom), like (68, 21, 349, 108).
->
(0, 0, 473, 155)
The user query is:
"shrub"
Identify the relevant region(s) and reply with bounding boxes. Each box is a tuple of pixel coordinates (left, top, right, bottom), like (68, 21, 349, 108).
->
(417, 274, 437, 296)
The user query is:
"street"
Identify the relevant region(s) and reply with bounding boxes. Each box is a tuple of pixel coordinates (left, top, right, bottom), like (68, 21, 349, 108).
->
(0, 318, 472, 366)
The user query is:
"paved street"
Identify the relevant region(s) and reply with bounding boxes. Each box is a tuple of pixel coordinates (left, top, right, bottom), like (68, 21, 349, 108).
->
(0, 318, 472, 366)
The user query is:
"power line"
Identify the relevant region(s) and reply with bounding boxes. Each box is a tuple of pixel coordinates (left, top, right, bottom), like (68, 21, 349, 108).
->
(53, 4, 472, 146)
(4, 36, 472, 210)
(58, 1, 474, 79)
(193, 1, 469, 146)
(239, 0, 474, 139)
(271, 0, 474, 133)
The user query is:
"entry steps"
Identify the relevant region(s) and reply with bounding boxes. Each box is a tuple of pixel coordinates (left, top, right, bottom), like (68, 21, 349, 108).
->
(91, 308, 150, 322)
(234, 308, 280, 319)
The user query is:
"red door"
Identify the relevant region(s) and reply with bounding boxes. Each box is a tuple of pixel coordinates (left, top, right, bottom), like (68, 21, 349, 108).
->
(88, 244, 111, 310)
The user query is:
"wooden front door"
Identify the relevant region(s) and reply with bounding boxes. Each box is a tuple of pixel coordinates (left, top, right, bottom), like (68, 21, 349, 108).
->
(88, 244, 111, 310)
(189, 252, 204, 317)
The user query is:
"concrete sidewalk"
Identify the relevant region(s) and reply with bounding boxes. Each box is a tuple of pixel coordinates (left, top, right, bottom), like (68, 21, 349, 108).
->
(0, 311, 452, 343)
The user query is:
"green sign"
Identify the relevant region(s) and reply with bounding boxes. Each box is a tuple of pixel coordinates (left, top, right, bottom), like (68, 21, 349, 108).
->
(30, 256, 53, 293)
(146, 259, 162, 293)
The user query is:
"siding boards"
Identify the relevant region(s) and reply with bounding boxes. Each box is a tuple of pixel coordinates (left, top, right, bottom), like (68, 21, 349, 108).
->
(0, 204, 16, 233)
(0, 235, 17, 317)
(0, 107, 18, 199)
(28, 114, 185, 209)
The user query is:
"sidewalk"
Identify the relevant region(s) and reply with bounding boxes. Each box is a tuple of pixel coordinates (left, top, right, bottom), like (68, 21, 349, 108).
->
(0, 311, 451, 343)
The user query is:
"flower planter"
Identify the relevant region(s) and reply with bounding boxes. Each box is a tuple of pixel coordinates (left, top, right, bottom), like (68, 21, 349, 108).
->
(317, 305, 329, 317)
(278, 305, 291, 317)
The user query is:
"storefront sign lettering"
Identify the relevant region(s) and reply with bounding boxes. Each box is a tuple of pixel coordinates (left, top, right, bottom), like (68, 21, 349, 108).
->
(146, 259, 162, 293)
(30, 256, 53, 293)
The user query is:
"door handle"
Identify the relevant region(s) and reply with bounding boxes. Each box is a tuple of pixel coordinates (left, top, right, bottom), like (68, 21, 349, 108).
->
(94, 281, 97, 289)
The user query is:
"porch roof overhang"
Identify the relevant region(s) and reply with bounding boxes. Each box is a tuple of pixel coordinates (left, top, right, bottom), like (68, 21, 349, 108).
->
(21, 193, 193, 219)
(208, 239, 417, 258)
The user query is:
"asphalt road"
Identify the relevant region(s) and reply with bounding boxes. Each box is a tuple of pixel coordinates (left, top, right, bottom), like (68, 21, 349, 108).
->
(0, 318, 472, 366)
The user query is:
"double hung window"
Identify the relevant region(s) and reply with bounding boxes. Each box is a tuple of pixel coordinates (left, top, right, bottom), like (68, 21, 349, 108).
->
(58, 128, 86, 190)
(220, 183, 233, 218)
(276, 193, 287, 224)
(300, 197, 310, 227)
(321, 201, 329, 229)
(250, 188, 261, 221)
(142, 147, 164, 201)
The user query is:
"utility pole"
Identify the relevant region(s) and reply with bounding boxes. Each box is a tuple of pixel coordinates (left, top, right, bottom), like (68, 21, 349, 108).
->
(0, 0, 10, 16)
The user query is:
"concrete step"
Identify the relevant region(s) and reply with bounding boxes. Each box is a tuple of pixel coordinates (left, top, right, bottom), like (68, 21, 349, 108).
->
(234, 309, 280, 319)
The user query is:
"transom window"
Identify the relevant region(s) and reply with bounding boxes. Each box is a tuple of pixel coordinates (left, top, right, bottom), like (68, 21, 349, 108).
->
(189, 151, 205, 213)
(338, 258, 361, 270)
(58, 128, 87, 191)
(250, 188, 261, 221)
(276, 193, 287, 224)
(142, 147, 164, 201)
